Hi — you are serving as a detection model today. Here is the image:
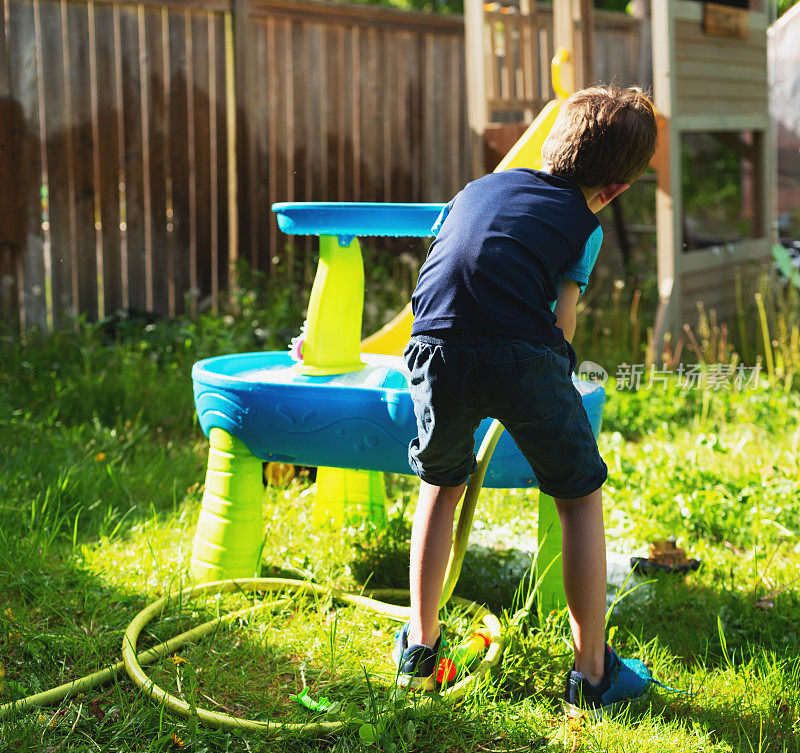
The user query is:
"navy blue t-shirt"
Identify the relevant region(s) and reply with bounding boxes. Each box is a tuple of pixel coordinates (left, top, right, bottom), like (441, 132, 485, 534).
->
(411, 168, 603, 346)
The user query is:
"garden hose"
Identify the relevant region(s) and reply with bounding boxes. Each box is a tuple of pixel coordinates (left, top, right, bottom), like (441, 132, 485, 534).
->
(0, 420, 508, 735)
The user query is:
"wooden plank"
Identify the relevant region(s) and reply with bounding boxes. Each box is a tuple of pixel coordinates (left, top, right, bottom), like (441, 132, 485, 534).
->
(652, 0, 681, 343)
(40, 0, 72, 328)
(306, 21, 322, 207)
(0, 0, 20, 328)
(673, 1, 768, 32)
(217, 11, 231, 295)
(393, 30, 411, 201)
(675, 22, 767, 53)
(186, 10, 199, 313)
(577, 0, 594, 87)
(157, 6, 175, 315)
(249, 0, 463, 34)
(193, 12, 215, 307)
(67, 0, 99, 322)
(675, 79, 768, 102)
(264, 15, 278, 274)
(224, 10, 238, 298)
(487, 98, 541, 111)
(381, 27, 391, 201)
(681, 263, 762, 297)
(677, 113, 769, 132)
(94, 0, 230, 13)
(672, 42, 766, 69)
(678, 238, 771, 275)
(32, 0, 53, 329)
(463, 0, 485, 181)
(145, 4, 168, 316)
(361, 25, 376, 201)
(675, 95, 769, 116)
(7, 0, 44, 331)
(207, 11, 219, 309)
(119, 4, 145, 312)
(521, 6, 538, 117)
(486, 15, 497, 105)
(449, 34, 460, 196)
(85, 0, 105, 319)
(93, 1, 123, 318)
(249, 16, 267, 275)
(408, 30, 421, 201)
(233, 0, 256, 273)
(138, 4, 154, 311)
(294, 17, 311, 266)
(675, 57, 768, 84)
(501, 17, 511, 102)
(112, 2, 129, 311)
(333, 24, 346, 200)
(675, 8, 768, 37)
(350, 23, 361, 200)
(423, 33, 436, 201)
(57, 0, 80, 321)
(281, 16, 294, 274)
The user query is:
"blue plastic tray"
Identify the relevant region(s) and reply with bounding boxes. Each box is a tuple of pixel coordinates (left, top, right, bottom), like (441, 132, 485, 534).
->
(272, 202, 447, 238)
(193, 352, 605, 489)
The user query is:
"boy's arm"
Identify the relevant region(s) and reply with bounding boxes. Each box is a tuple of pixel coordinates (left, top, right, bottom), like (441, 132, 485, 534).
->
(554, 278, 580, 342)
(555, 225, 603, 342)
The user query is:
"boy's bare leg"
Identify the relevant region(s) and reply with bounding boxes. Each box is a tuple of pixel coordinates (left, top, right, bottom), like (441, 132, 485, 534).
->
(554, 487, 607, 685)
(408, 479, 468, 647)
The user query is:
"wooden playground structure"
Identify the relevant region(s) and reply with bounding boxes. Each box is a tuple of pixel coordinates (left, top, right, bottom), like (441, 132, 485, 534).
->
(466, 0, 773, 344)
(651, 0, 772, 341)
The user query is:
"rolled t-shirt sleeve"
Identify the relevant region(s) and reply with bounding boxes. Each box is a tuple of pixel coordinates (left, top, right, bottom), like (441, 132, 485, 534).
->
(561, 225, 603, 293)
(431, 199, 455, 236)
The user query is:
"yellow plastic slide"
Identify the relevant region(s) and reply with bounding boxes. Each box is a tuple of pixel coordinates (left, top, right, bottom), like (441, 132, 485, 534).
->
(361, 94, 564, 356)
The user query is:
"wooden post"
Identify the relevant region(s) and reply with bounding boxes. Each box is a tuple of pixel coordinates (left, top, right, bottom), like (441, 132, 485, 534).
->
(464, 0, 487, 180)
(553, 0, 576, 94)
(576, 0, 593, 88)
(631, 0, 653, 89)
(553, 0, 594, 92)
(651, 0, 681, 347)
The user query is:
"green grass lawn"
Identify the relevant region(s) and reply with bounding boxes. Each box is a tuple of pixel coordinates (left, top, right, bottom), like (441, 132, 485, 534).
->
(1, 320, 799, 752)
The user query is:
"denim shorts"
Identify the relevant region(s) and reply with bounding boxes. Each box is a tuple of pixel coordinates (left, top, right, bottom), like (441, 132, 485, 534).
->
(404, 331, 608, 499)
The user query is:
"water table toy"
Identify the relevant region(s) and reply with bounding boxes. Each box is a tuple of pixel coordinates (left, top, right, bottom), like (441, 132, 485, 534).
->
(190, 201, 606, 618)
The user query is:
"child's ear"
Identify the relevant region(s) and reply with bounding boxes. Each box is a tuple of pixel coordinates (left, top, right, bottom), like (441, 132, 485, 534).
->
(599, 182, 630, 205)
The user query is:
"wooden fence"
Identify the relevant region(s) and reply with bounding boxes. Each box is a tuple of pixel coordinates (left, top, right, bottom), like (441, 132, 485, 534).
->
(481, 5, 644, 123)
(0, 0, 641, 331)
(1, 0, 235, 329)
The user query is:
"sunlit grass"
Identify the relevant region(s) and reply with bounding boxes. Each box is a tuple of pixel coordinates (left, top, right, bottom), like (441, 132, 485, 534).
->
(1, 318, 799, 751)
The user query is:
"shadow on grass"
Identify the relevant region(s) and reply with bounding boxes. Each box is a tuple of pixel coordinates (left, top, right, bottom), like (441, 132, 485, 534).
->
(613, 573, 800, 673)
(645, 693, 799, 753)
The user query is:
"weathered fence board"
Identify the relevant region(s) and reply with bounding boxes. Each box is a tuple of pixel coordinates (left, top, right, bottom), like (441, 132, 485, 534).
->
(3, 0, 640, 330)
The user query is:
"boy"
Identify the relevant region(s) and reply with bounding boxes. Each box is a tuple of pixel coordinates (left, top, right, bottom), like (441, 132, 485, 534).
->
(392, 86, 658, 716)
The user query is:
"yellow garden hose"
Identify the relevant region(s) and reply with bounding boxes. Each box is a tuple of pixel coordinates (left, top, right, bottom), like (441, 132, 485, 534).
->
(440, 420, 505, 607)
(0, 421, 509, 735)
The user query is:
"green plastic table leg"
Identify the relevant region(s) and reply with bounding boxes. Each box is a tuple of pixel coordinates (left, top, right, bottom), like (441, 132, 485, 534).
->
(313, 467, 388, 528)
(190, 428, 264, 582)
(537, 492, 566, 617)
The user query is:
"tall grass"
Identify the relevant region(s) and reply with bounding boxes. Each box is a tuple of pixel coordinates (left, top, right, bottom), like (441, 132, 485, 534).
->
(572, 266, 800, 391)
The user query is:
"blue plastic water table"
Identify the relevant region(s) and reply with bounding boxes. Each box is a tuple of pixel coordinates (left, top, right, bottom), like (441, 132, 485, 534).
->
(190, 201, 606, 598)
(192, 350, 605, 488)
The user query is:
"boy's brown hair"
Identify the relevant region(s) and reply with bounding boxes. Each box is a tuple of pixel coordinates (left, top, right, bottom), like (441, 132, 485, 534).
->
(541, 85, 657, 188)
